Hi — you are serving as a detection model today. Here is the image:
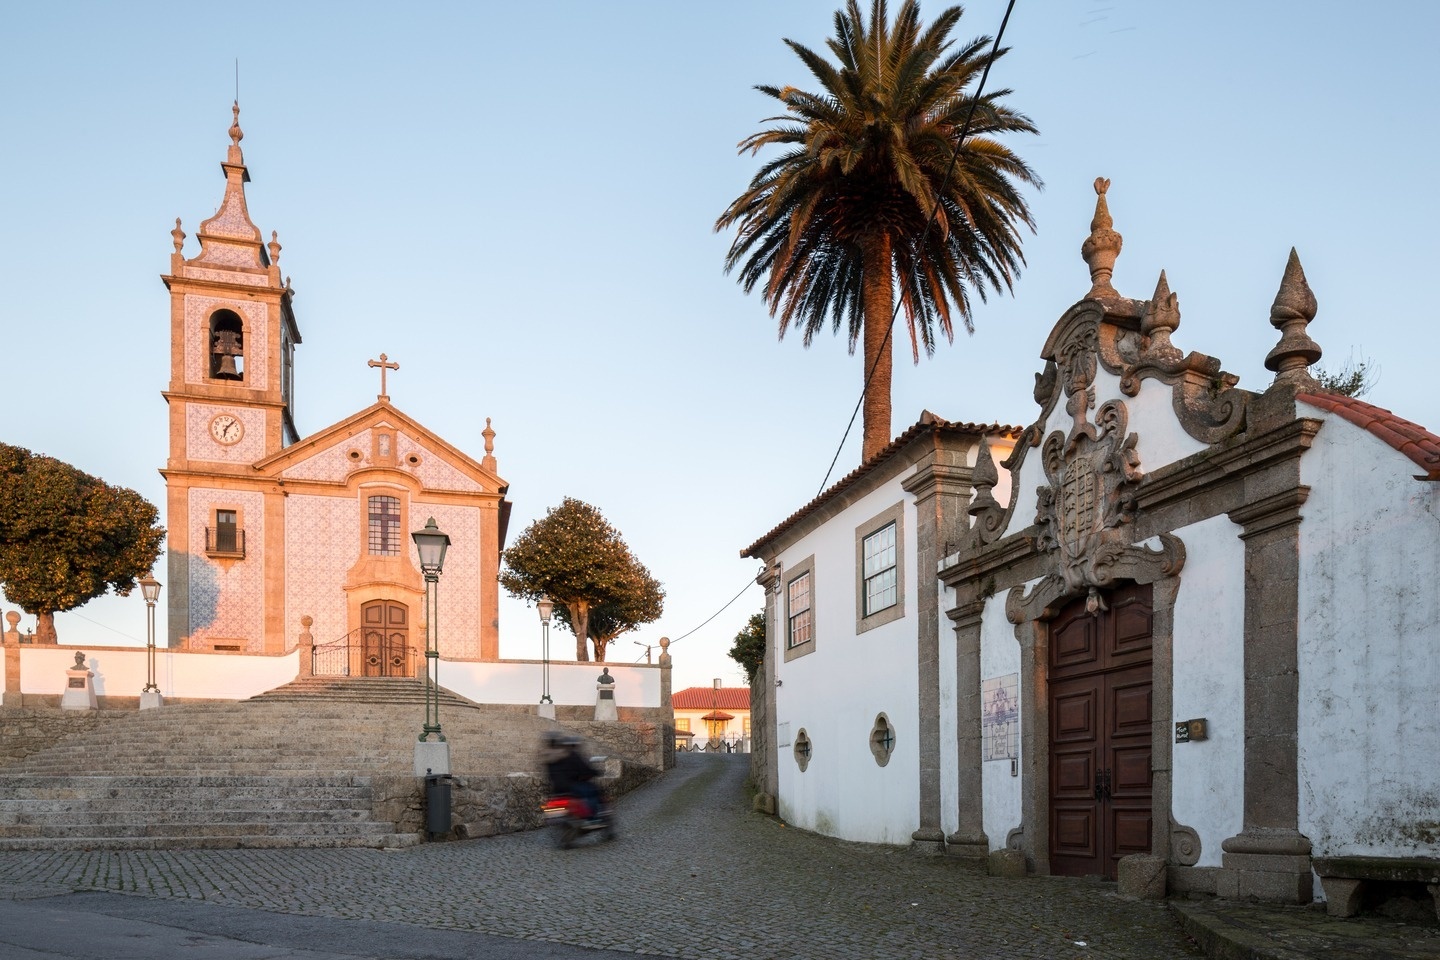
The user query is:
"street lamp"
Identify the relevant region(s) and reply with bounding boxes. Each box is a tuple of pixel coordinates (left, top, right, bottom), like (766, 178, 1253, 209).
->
(139, 575, 162, 709)
(537, 596, 554, 717)
(411, 517, 450, 747)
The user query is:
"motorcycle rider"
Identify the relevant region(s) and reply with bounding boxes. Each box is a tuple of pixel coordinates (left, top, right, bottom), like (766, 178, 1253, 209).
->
(541, 732, 603, 820)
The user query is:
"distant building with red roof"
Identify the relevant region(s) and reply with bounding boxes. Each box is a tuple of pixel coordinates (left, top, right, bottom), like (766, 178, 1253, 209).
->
(672, 686, 751, 752)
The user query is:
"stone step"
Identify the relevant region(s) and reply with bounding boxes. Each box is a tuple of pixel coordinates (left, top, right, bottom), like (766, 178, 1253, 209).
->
(0, 832, 421, 851)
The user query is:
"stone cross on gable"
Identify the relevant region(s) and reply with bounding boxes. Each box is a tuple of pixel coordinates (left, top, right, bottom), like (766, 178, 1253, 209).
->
(367, 353, 398, 401)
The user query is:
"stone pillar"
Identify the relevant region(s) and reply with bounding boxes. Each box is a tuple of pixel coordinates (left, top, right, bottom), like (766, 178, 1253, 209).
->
(594, 667, 618, 722)
(1219, 487, 1313, 903)
(2, 612, 21, 707)
(297, 616, 314, 679)
(901, 455, 974, 855)
(752, 562, 781, 813)
(947, 599, 990, 863)
(658, 638, 675, 770)
(61, 651, 98, 711)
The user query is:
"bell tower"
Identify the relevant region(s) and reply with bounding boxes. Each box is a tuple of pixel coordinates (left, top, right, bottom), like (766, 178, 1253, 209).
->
(161, 102, 301, 468)
(159, 104, 302, 648)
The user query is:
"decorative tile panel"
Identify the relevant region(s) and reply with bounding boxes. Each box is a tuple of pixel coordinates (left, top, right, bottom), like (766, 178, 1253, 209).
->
(284, 495, 357, 644)
(283, 430, 370, 482)
(183, 295, 268, 387)
(183, 266, 268, 286)
(425, 504, 480, 658)
(187, 489, 264, 650)
(982, 673, 1020, 761)
(202, 191, 261, 241)
(186, 404, 266, 464)
(398, 433, 484, 492)
(196, 238, 261, 269)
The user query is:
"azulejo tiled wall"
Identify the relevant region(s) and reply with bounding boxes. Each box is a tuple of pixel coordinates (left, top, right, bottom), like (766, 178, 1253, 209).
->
(427, 504, 480, 659)
(186, 403, 265, 464)
(187, 488, 264, 650)
(397, 433, 485, 492)
(183, 294, 268, 387)
(284, 494, 356, 644)
(283, 431, 368, 482)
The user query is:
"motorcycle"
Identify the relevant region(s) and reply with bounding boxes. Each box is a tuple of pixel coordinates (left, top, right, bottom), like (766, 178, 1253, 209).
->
(542, 792, 616, 849)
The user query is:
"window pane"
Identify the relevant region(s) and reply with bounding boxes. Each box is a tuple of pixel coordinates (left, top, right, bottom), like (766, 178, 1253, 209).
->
(863, 523, 896, 577)
(368, 496, 401, 555)
(788, 572, 812, 647)
(862, 522, 898, 616)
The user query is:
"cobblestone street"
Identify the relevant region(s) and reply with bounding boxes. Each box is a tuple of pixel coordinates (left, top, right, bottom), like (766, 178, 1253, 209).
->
(0, 753, 1203, 959)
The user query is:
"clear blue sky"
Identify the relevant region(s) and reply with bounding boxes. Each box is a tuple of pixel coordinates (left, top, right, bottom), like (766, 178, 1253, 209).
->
(2, 1, 1436, 692)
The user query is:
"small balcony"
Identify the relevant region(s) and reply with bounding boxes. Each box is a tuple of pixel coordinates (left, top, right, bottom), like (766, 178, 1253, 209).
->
(205, 526, 246, 559)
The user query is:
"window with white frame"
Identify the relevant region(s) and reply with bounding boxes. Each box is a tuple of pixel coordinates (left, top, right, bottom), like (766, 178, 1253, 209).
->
(855, 503, 905, 632)
(783, 555, 816, 661)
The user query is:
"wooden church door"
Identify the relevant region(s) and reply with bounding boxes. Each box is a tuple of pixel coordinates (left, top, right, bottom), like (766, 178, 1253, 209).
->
(1048, 582, 1154, 879)
(361, 601, 409, 677)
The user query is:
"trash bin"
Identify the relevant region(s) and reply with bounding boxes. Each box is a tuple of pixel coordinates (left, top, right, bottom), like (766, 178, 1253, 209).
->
(424, 773, 452, 840)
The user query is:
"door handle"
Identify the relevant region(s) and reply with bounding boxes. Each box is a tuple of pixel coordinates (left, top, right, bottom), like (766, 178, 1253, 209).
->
(1094, 768, 1112, 802)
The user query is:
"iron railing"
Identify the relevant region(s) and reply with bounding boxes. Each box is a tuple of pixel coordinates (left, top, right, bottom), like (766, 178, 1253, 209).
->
(312, 627, 414, 678)
(204, 526, 246, 557)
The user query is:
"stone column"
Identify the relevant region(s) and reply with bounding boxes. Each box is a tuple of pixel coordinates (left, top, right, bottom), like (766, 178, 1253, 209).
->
(901, 457, 973, 855)
(752, 563, 780, 812)
(297, 616, 314, 679)
(946, 599, 989, 863)
(658, 638, 675, 770)
(1219, 487, 1313, 903)
(2, 612, 21, 707)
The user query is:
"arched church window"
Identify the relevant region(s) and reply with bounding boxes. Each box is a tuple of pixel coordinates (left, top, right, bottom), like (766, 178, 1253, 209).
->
(367, 496, 401, 556)
(209, 310, 245, 381)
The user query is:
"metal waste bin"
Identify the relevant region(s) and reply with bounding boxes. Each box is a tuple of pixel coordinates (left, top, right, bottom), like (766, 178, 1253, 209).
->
(424, 773, 452, 840)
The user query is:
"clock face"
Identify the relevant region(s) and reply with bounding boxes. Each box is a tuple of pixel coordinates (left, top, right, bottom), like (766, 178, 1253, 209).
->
(209, 413, 244, 445)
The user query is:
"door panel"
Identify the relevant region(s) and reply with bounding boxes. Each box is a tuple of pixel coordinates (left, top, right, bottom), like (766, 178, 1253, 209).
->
(360, 601, 409, 677)
(1049, 583, 1153, 880)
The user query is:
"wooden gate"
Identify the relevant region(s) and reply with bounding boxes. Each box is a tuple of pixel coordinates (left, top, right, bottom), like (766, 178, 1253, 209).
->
(1048, 582, 1153, 879)
(361, 600, 410, 678)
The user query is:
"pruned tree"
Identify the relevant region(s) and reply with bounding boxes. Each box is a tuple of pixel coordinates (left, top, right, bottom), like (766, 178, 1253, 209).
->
(729, 610, 766, 683)
(554, 560, 664, 662)
(0, 443, 165, 644)
(499, 497, 665, 661)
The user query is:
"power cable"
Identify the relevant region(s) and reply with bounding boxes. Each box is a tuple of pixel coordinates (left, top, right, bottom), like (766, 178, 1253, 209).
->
(818, 0, 1019, 494)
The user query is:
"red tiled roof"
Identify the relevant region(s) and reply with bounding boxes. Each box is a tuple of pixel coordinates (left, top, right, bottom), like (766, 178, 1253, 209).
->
(1298, 393, 1440, 480)
(673, 687, 750, 710)
(741, 411, 1024, 558)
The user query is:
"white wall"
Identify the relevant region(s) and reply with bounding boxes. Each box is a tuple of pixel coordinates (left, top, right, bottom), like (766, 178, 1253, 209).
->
(1169, 517, 1246, 867)
(20, 646, 299, 700)
(440, 658, 661, 708)
(979, 590, 1024, 850)
(1297, 410, 1440, 858)
(772, 476, 922, 845)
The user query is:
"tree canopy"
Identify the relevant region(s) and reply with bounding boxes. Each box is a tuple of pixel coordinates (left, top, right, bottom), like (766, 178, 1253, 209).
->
(499, 497, 665, 661)
(716, 0, 1041, 459)
(0, 443, 165, 643)
(729, 610, 766, 683)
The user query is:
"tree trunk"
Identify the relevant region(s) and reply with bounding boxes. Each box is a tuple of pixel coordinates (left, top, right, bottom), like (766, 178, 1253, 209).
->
(860, 234, 895, 461)
(593, 637, 609, 662)
(570, 600, 591, 661)
(34, 611, 57, 645)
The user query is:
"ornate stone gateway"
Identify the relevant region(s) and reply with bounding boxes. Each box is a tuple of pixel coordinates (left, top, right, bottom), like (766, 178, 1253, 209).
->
(1048, 582, 1154, 880)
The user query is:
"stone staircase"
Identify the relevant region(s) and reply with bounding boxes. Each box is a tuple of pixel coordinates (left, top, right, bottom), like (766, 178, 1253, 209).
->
(0, 679, 574, 850)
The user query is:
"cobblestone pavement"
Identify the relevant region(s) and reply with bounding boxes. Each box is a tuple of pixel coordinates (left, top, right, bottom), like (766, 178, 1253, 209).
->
(0, 753, 1204, 959)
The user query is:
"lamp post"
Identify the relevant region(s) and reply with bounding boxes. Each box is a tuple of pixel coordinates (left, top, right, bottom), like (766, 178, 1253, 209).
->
(139, 576, 162, 710)
(411, 517, 450, 754)
(537, 596, 555, 718)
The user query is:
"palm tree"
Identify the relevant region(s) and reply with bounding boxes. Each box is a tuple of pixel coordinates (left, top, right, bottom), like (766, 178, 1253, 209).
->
(716, 0, 1041, 460)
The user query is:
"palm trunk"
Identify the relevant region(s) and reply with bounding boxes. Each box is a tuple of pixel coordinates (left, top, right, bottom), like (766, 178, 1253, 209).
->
(860, 234, 895, 461)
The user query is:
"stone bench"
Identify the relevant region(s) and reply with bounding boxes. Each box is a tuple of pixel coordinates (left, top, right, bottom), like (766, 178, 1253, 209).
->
(1312, 856, 1440, 919)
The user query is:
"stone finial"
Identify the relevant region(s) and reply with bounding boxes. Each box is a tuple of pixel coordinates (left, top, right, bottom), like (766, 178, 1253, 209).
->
(1081, 177, 1123, 299)
(658, 636, 671, 665)
(268, 230, 282, 265)
(1141, 270, 1183, 361)
(481, 418, 497, 472)
(229, 101, 244, 146)
(1263, 248, 1321, 385)
(968, 438, 999, 517)
(171, 218, 186, 253)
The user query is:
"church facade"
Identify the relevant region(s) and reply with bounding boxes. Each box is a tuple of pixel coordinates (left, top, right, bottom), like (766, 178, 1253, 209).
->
(160, 106, 511, 665)
(743, 180, 1440, 905)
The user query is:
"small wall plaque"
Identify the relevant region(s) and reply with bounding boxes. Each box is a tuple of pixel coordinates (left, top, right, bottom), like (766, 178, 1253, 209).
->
(1175, 718, 1208, 743)
(67, 677, 85, 689)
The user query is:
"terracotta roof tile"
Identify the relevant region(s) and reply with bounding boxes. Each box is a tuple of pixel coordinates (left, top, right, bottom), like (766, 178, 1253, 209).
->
(673, 687, 750, 710)
(741, 411, 1024, 558)
(1298, 393, 1440, 480)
